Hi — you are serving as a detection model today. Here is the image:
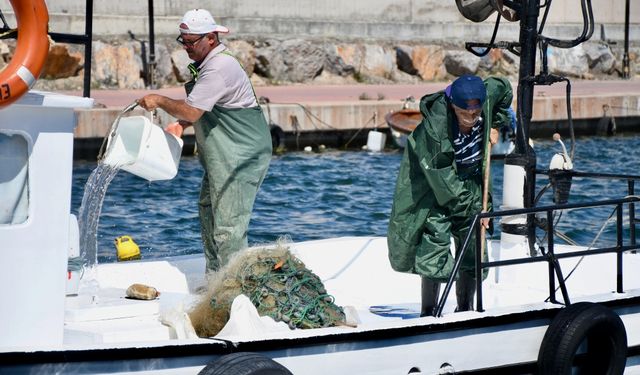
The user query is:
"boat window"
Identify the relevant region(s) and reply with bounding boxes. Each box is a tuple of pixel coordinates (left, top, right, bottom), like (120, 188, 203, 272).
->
(0, 132, 29, 224)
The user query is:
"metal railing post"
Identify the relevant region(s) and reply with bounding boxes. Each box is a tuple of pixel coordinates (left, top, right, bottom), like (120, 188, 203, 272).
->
(547, 209, 557, 303)
(617, 203, 624, 293)
(629, 180, 636, 247)
(83, 0, 93, 98)
(148, 0, 156, 89)
(476, 222, 484, 312)
(48, 1, 94, 98)
(623, 0, 631, 79)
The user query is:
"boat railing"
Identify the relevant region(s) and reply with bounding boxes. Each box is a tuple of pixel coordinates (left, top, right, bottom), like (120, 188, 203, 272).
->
(542, 170, 640, 246)
(435, 171, 640, 317)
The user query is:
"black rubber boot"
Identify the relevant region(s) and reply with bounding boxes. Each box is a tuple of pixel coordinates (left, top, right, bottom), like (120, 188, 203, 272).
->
(420, 276, 441, 317)
(455, 272, 476, 312)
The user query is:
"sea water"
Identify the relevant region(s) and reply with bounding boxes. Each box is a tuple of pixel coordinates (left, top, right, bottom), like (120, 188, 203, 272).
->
(71, 134, 640, 264)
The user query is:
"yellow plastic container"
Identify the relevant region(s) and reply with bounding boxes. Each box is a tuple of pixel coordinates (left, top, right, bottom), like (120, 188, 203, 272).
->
(114, 235, 141, 261)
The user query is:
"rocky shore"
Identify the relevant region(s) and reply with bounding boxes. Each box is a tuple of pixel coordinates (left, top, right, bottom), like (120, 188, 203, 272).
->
(1, 36, 635, 94)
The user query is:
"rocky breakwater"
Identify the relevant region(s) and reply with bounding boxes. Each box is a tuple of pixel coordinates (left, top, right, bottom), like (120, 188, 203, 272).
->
(0, 36, 632, 93)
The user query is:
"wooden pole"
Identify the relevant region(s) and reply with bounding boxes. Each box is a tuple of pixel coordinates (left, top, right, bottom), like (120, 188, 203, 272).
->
(481, 141, 492, 259)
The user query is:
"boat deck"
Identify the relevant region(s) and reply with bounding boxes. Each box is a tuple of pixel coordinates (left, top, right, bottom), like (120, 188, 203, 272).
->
(48, 236, 640, 346)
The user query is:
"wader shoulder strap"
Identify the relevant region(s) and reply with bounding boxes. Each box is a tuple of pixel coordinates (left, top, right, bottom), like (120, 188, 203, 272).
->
(187, 63, 199, 81)
(220, 50, 259, 102)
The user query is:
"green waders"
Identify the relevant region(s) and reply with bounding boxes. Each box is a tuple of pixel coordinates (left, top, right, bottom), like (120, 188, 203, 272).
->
(415, 172, 485, 281)
(186, 79, 272, 273)
(418, 171, 485, 316)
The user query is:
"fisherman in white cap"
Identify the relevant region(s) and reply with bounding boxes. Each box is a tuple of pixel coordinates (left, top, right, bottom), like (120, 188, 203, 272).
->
(137, 9, 272, 274)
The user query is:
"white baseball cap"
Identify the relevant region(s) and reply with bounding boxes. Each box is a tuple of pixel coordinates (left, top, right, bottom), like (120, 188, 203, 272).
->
(179, 9, 229, 34)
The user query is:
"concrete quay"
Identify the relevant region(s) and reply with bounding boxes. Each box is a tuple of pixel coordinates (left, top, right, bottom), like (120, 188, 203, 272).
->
(67, 80, 640, 159)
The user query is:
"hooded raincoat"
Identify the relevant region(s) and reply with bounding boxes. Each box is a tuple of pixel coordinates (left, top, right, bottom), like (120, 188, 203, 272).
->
(387, 77, 513, 283)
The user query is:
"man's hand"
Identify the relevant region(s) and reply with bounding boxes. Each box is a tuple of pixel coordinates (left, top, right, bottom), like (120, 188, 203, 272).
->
(165, 120, 192, 138)
(137, 94, 163, 111)
(489, 128, 499, 145)
(165, 122, 184, 138)
(481, 216, 491, 229)
(136, 95, 204, 123)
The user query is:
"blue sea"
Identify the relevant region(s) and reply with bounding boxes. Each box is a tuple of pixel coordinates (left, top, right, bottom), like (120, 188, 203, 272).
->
(71, 134, 640, 263)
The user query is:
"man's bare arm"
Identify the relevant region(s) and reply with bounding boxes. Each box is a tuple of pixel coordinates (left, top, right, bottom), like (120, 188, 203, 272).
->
(137, 94, 204, 123)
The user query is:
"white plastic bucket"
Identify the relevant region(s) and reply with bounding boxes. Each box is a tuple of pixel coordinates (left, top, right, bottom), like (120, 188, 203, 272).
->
(102, 115, 183, 181)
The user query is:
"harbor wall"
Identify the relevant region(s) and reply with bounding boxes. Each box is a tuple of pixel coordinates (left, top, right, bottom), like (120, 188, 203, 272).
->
(73, 93, 640, 159)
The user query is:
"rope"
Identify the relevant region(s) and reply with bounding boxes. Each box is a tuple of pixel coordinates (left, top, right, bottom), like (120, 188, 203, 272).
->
(322, 238, 375, 282)
(544, 206, 618, 301)
(343, 114, 385, 149)
(284, 102, 339, 130)
(258, 97, 388, 150)
(260, 97, 389, 131)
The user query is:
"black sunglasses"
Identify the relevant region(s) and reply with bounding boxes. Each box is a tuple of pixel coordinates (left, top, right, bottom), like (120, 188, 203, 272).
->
(176, 34, 207, 47)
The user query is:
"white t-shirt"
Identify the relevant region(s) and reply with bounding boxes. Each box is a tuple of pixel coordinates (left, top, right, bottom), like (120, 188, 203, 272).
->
(185, 43, 258, 111)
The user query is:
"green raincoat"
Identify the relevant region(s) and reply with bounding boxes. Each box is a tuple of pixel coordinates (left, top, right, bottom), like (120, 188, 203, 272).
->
(387, 77, 513, 283)
(185, 59, 272, 272)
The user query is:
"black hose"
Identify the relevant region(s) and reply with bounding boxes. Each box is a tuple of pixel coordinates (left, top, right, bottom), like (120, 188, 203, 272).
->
(537, 0, 553, 35)
(540, 0, 594, 49)
(534, 182, 552, 205)
(465, 14, 502, 57)
(128, 30, 150, 88)
(562, 78, 576, 160)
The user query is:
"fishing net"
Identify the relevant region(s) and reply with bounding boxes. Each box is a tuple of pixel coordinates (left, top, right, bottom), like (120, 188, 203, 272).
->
(189, 243, 346, 338)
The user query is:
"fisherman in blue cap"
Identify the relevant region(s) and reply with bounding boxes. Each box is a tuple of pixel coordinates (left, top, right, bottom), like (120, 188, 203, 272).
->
(387, 75, 513, 316)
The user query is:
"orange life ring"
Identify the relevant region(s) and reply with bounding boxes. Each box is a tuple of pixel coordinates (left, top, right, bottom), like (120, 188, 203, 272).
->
(0, 0, 49, 108)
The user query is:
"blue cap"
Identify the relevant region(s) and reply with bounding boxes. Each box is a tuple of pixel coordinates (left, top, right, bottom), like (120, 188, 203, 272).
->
(449, 75, 486, 110)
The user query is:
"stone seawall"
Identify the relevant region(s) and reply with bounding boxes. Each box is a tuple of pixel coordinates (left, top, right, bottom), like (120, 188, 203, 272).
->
(23, 36, 640, 95)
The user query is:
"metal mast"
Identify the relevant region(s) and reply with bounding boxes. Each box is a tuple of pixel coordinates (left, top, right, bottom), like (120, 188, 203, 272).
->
(505, 0, 540, 249)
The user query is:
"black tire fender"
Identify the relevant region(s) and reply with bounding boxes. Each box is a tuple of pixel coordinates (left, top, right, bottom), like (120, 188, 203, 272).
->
(537, 302, 627, 375)
(198, 352, 293, 375)
(270, 124, 286, 152)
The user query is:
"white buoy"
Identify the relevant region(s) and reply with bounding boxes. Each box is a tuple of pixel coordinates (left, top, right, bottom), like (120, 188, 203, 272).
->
(304, 146, 313, 152)
(550, 133, 573, 170)
(366, 130, 386, 152)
